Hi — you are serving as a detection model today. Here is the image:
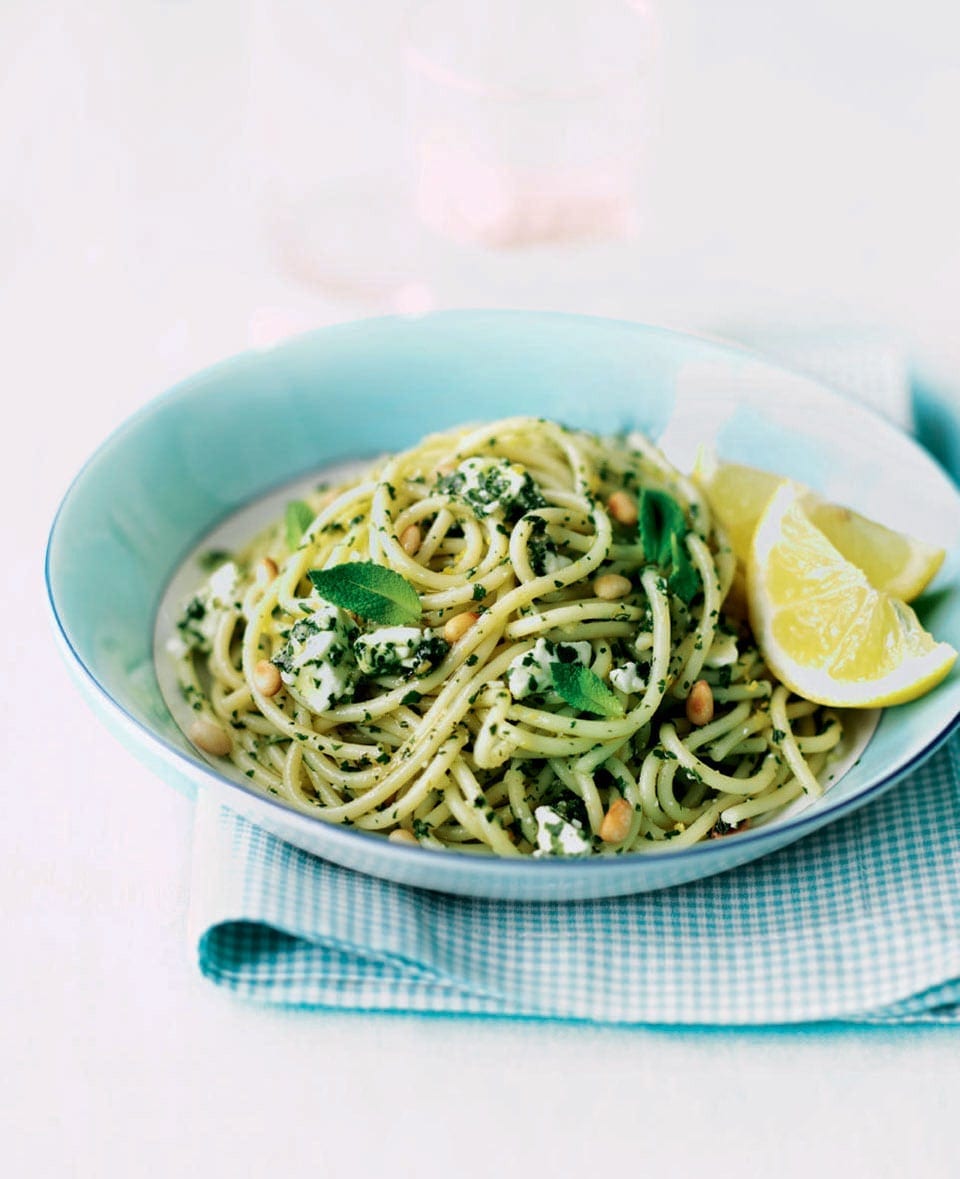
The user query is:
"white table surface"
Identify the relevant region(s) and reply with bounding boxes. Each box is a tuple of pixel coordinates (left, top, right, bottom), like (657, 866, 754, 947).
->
(5, 3, 960, 1175)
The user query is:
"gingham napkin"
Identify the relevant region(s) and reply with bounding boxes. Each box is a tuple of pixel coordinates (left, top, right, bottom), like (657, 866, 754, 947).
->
(189, 333, 960, 1024)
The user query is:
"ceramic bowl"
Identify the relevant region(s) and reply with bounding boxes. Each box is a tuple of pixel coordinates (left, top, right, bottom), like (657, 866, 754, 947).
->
(46, 312, 960, 899)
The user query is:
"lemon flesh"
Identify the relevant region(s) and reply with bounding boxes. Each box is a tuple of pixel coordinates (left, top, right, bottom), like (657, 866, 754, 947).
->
(696, 457, 945, 603)
(806, 500, 945, 602)
(747, 483, 956, 707)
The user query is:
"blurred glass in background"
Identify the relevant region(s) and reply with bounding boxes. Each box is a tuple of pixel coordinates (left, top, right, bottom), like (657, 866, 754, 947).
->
(407, 0, 656, 249)
(251, 0, 658, 313)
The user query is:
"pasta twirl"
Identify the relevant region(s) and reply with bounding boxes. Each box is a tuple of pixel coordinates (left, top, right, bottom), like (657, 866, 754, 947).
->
(167, 417, 843, 856)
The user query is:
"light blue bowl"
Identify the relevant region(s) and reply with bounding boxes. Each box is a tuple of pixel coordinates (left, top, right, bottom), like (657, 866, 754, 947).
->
(46, 312, 960, 900)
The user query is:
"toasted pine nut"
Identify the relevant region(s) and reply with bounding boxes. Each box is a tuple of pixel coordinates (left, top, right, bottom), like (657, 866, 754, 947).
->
(188, 716, 232, 757)
(599, 797, 634, 844)
(400, 524, 422, 556)
(594, 573, 632, 600)
(255, 556, 278, 585)
(607, 490, 638, 526)
(443, 611, 479, 643)
(253, 659, 282, 697)
(388, 828, 419, 846)
(686, 679, 715, 726)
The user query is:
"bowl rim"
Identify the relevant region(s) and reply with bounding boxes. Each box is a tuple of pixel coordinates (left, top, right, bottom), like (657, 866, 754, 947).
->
(45, 309, 960, 884)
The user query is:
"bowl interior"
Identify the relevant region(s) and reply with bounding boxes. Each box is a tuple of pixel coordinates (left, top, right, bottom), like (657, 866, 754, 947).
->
(47, 312, 960, 897)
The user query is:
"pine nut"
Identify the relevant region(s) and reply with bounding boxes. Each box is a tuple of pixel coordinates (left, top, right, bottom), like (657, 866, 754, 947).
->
(599, 797, 634, 844)
(443, 611, 479, 643)
(400, 524, 422, 556)
(388, 828, 419, 845)
(188, 716, 232, 757)
(253, 659, 282, 697)
(255, 556, 278, 585)
(607, 490, 638, 526)
(594, 573, 632, 600)
(686, 679, 715, 726)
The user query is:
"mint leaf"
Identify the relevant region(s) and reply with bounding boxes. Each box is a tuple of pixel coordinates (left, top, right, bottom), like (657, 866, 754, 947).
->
(285, 500, 315, 550)
(668, 532, 699, 604)
(638, 489, 700, 601)
(638, 489, 688, 566)
(550, 662, 625, 718)
(308, 562, 422, 625)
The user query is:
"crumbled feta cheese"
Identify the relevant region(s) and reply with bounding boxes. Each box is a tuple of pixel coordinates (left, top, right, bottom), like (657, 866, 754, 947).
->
(532, 805, 592, 857)
(438, 457, 546, 520)
(170, 561, 242, 656)
(354, 626, 448, 677)
(609, 662, 646, 695)
(704, 632, 738, 667)
(207, 561, 241, 607)
(273, 602, 359, 713)
(166, 633, 190, 659)
(506, 637, 593, 700)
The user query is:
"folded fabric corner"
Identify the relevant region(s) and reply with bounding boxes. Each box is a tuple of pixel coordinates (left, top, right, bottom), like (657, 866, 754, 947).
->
(190, 740, 960, 1026)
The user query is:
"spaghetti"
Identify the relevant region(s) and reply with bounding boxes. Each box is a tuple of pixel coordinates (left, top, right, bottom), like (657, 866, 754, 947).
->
(167, 417, 843, 856)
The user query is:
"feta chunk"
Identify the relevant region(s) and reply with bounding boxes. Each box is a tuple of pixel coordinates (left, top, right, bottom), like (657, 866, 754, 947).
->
(354, 626, 448, 677)
(273, 602, 359, 713)
(704, 631, 739, 667)
(438, 457, 546, 520)
(609, 662, 646, 695)
(207, 560, 241, 606)
(532, 805, 592, 857)
(506, 637, 593, 700)
(170, 561, 242, 656)
(542, 549, 570, 574)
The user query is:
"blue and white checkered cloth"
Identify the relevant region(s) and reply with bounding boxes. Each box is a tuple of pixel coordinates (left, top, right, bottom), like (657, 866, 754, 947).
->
(191, 740, 960, 1024)
(189, 333, 960, 1024)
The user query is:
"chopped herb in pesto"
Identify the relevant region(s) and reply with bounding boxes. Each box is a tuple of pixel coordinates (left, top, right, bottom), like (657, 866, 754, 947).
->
(198, 548, 232, 572)
(354, 626, 448, 678)
(436, 457, 546, 521)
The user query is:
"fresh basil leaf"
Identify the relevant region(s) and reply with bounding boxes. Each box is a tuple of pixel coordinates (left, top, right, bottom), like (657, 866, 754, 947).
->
(638, 489, 689, 566)
(308, 562, 422, 625)
(550, 662, 625, 718)
(668, 532, 700, 604)
(285, 500, 316, 550)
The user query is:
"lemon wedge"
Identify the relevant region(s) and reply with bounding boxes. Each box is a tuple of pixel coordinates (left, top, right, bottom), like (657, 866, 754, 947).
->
(805, 500, 945, 603)
(747, 482, 956, 707)
(695, 456, 945, 602)
(694, 455, 782, 562)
